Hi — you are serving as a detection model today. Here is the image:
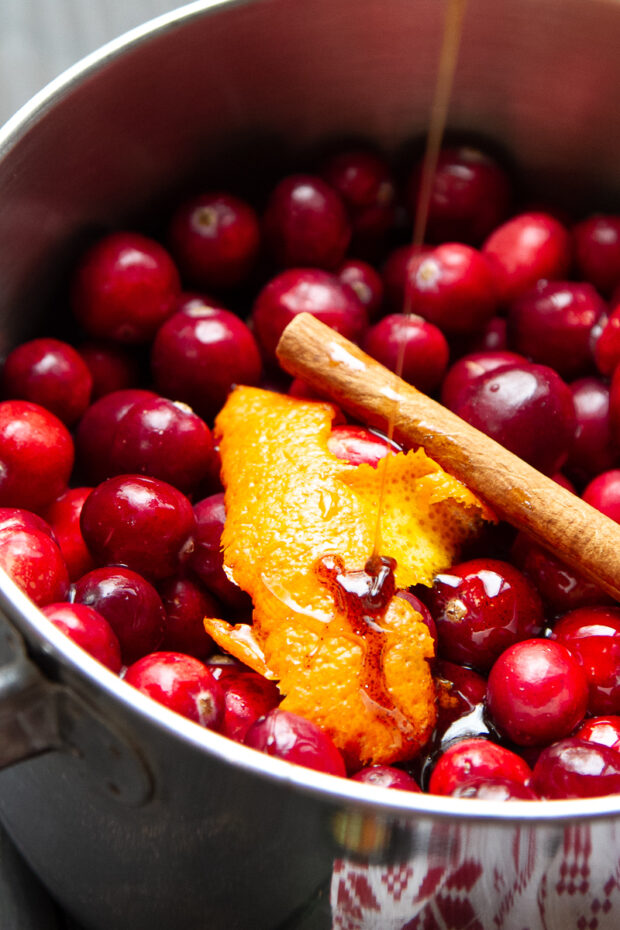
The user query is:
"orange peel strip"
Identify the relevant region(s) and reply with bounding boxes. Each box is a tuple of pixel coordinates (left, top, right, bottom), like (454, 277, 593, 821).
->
(205, 387, 492, 769)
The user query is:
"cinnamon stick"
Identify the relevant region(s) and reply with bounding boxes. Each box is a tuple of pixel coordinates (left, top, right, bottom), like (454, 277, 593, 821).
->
(276, 312, 620, 603)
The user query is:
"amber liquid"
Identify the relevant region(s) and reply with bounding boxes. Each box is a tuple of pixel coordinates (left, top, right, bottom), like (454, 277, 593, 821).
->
(371, 0, 468, 558)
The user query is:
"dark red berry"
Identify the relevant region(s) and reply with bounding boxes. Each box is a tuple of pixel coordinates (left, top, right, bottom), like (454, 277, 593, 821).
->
(158, 574, 218, 660)
(549, 606, 620, 715)
(327, 425, 398, 467)
(77, 341, 141, 399)
(75, 389, 157, 485)
(321, 149, 395, 256)
(42, 602, 122, 672)
(337, 259, 384, 320)
(262, 174, 351, 270)
(573, 215, 620, 295)
(594, 304, 620, 377)
(351, 765, 421, 792)
(440, 350, 526, 411)
(168, 192, 260, 290)
(71, 232, 181, 343)
(188, 493, 251, 612)
(566, 377, 617, 483)
(244, 708, 347, 777)
(531, 737, 620, 799)
(217, 669, 281, 743)
(73, 566, 166, 664)
(44, 487, 95, 581)
(582, 470, 620, 524)
(575, 715, 620, 751)
(363, 313, 449, 394)
(0, 526, 69, 606)
(124, 651, 224, 729)
(2, 337, 93, 425)
(449, 776, 538, 800)
(428, 737, 531, 796)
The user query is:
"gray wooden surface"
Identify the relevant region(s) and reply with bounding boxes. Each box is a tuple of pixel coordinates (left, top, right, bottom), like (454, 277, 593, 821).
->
(0, 0, 184, 125)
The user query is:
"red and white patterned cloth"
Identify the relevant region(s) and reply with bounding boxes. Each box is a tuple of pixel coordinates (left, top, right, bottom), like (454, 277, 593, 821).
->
(331, 820, 620, 929)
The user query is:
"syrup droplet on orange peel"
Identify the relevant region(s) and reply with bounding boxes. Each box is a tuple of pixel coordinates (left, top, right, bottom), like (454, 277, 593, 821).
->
(203, 387, 493, 769)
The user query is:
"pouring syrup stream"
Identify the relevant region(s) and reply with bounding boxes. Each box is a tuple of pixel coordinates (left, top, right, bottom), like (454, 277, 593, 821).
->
(371, 0, 468, 558)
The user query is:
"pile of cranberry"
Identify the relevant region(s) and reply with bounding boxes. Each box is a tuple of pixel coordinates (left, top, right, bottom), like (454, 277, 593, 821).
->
(2, 142, 620, 802)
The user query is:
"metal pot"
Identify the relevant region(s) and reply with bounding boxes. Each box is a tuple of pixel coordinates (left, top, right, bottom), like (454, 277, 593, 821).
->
(1, 1, 620, 928)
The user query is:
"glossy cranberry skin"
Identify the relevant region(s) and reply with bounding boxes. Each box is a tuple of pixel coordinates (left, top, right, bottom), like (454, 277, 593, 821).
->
(73, 566, 165, 664)
(337, 260, 384, 320)
(77, 341, 140, 399)
(0, 507, 57, 540)
(321, 149, 395, 255)
(80, 475, 195, 582)
(0, 527, 69, 606)
(363, 313, 449, 394)
(252, 268, 367, 367)
(2, 337, 93, 426)
(188, 493, 251, 612)
(110, 396, 216, 494)
(42, 602, 122, 673)
(482, 212, 572, 305)
(158, 574, 218, 660)
(0, 400, 74, 512)
(75, 389, 157, 484)
(262, 174, 351, 270)
(507, 281, 605, 379)
(405, 243, 498, 335)
(168, 192, 260, 290)
(351, 765, 421, 792)
(407, 146, 511, 245)
(440, 350, 526, 410)
(511, 532, 612, 615)
(582, 470, 620, 523)
(449, 776, 538, 800)
(573, 215, 620, 295)
(382, 244, 429, 312)
(44, 487, 95, 581)
(450, 362, 576, 475)
(124, 651, 224, 729)
(71, 231, 181, 343)
(434, 660, 488, 737)
(217, 669, 281, 743)
(151, 304, 261, 421)
(244, 708, 347, 777)
(428, 558, 544, 671)
(467, 316, 509, 352)
(575, 715, 620, 751)
(428, 737, 531, 796)
(549, 606, 620, 715)
(531, 737, 620, 798)
(486, 639, 589, 746)
(566, 378, 617, 483)
(327, 425, 397, 467)
(594, 305, 620, 376)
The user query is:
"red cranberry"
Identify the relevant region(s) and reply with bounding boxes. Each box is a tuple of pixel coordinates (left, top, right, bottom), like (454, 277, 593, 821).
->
(427, 558, 544, 672)
(434, 660, 488, 738)
(407, 145, 511, 245)
(110, 396, 217, 494)
(0, 526, 69, 606)
(507, 281, 605, 379)
(573, 215, 620, 295)
(244, 708, 347, 777)
(168, 192, 260, 290)
(80, 475, 195, 581)
(594, 305, 620, 377)
(449, 776, 538, 800)
(440, 350, 526, 410)
(2, 337, 93, 426)
(124, 651, 224, 729)
(73, 566, 165, 664)
(482, 212, 572, 305)
(351, 765, 421, 792)
(287, 377, 326, 401)
(405, 243, 498, 335)
(44, 487, 95, 581)
(575, 715, 620, 751)
(262, 174, 351, 270)
(158, 574, 218, 660)
(551, 472, 576, 493)
(428, 737, 531, 796)
(42, 602, 122, 672)
(466, 316, 508, 352)
(566, 378, 617, 483)
(363, 313, 449, 394)
(449, 362, 576, 475)
(531, 737, 620, 798)
(327, 425, 398, 467)
(71, 231, 181, 343)
(217, 669, 281, 743)
(151, 303, 261, 421)
(321, 149, 395, 255)
(0, 507, 57, 540)
(486, 639, 589, 746)
(511, 532, 612, 615)
(0, 400, 74, 512)
(75, 389, 157, 484)
(337, 259, 384, 320)
(549, 606, 620, 716)
(382, 244, 429, 312)
(77, 341, 140, 399)
(252, 268, 367, 367)
(188, 493, 251, 612)
(582, 470, 620, 523)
